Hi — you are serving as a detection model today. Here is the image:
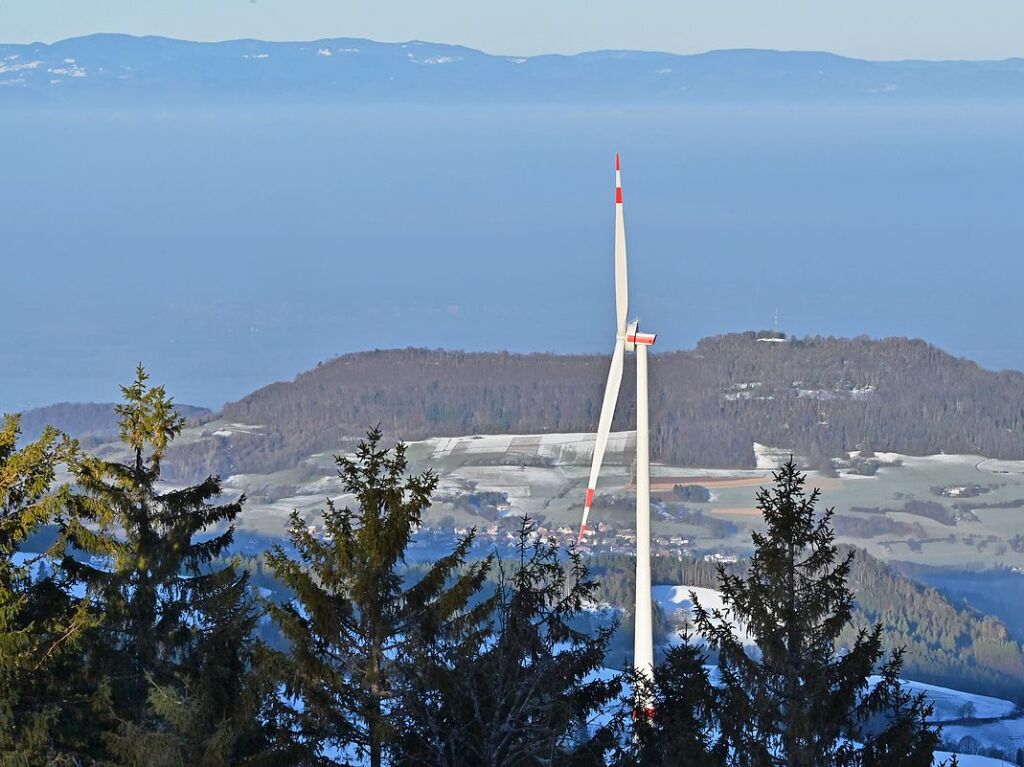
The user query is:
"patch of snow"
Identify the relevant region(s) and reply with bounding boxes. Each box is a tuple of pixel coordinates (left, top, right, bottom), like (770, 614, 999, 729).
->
(420, 56, 462, 65)
(978, 458, 1024, 476)
(206, 422, 265, 437)
(798, 388, 838, 400)
(336, 47, 360, 53)
(850, 385, 876, 400)
(941, 715, 1024, 759)
(298, 475, 346, 495)
(798, 385, 875, 401)
(316, 47, 332, 57)
(657, 68, 673, 74)
(836, 470, 878, 481)
(48, 62, 87, 78)
(753, 443, 794, 470)
(0, 59, 42, 74)
(507, 57, 527, 64)
(724, 381, 767, 400)
(424, 431, 635, 466)
(653, 585, 755, 646)
(866, 677, 1016, 723)
(934, 753, 1014, 766)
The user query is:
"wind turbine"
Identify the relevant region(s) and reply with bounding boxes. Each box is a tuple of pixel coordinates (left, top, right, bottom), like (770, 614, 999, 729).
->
(577, 153, 656, 697)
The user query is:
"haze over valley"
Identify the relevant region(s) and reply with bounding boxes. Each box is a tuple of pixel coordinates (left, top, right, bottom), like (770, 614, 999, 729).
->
(3, 35, 1024, 411)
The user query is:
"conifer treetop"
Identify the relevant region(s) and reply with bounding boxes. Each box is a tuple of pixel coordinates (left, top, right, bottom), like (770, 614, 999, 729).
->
(115, 363, 185, 467)
(689, 458, 938, 767)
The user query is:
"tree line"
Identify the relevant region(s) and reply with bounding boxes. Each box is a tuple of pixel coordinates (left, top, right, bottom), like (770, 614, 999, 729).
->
(3, 368, 956, 765)
(203, 334, 1024, 479)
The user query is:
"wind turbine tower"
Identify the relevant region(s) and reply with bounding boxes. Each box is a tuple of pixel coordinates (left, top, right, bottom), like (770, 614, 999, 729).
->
(578, 154, 656, 699)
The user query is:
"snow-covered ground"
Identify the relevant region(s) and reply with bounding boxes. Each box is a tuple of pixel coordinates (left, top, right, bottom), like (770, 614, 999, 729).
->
(934, 753, 1016, 766)
(653, 584, 755, 646)
(753, 442, 799, 470)
(426, 431, 636, 465)
(868, 678, 1016, 723)
(941, 716, 1024, 760)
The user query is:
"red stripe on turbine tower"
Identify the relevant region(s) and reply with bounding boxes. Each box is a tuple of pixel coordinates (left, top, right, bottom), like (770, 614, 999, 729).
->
(616, 187, 623, 204)
(585, 488, 595, 508)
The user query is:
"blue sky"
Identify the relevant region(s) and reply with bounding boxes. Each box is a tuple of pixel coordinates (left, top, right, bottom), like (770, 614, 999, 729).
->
(2, 0, 1023, 59)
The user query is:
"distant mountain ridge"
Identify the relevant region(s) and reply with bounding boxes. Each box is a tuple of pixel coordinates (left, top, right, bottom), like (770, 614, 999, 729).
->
(3, 34, 1024, 103)
(215, 333, 1024, 474)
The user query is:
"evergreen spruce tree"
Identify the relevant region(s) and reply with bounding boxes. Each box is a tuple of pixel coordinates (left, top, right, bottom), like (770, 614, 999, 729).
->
(856, 649, 940, 767)
(395, 517, 621, 767)
(58, 366, 269, 762)
(266, 427, 490, 767)
(0, 414, 85, 766)
(99, 574, 283, 767)
(692, 460, 941, 767)
(615, 639, 725, 767)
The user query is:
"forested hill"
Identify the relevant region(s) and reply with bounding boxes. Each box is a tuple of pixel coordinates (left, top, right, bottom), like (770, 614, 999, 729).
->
(219, 333, 1024, 474)
(13, 402, 211, 445)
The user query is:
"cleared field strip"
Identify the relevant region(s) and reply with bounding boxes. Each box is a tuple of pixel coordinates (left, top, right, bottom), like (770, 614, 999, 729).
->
(652, 475, 769, 490)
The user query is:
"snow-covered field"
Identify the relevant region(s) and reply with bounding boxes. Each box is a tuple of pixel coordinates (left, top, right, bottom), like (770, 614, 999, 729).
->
(872, 678, 1017, 723)
(941, 716, 1024, 761)
(427, 431, 635, 464)
(171, 424, 1024, 568)
(934, 753, 1016, 766)
(653, 584, 755, 646)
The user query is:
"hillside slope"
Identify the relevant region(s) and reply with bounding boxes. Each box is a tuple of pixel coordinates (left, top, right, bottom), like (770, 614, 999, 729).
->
(11, 402, 211, 444)
(219, 334, 1024, 473)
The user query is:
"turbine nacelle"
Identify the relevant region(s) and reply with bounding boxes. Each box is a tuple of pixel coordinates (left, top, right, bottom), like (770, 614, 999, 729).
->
(623, 320, 656, 352)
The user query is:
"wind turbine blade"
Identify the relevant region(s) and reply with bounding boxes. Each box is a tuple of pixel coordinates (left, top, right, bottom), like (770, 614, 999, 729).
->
(615, 153, 628, 336)
(578, 338, 625, 544)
